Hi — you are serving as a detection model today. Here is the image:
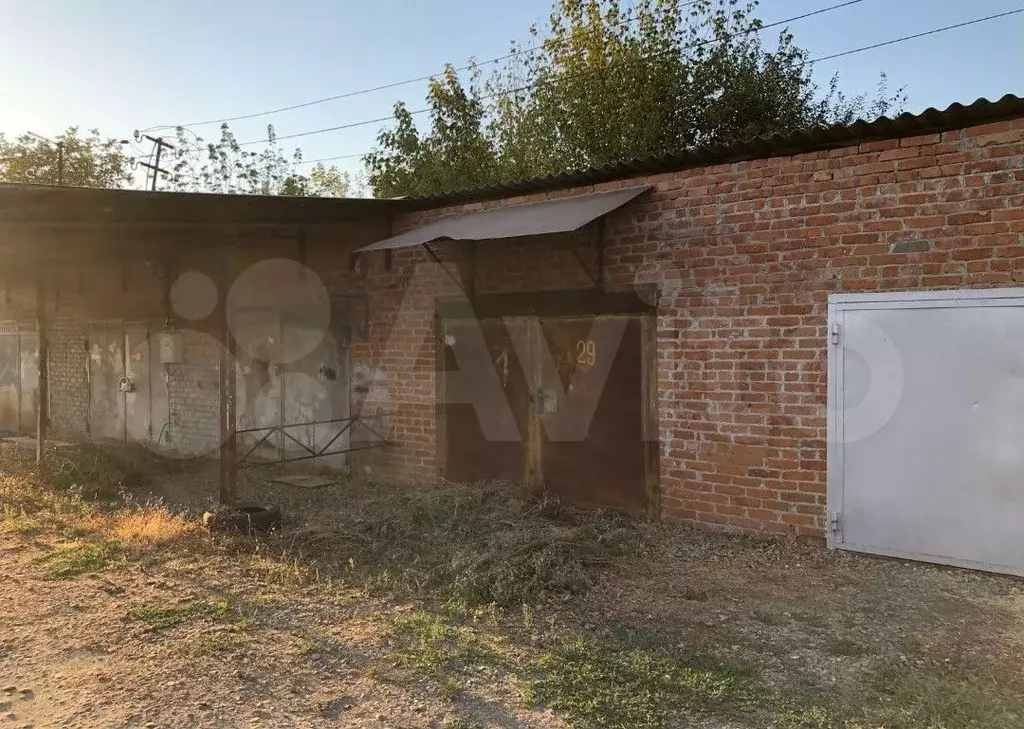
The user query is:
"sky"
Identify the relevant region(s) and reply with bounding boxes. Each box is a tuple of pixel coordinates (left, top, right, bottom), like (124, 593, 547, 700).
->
(0, 0, 1021, 187)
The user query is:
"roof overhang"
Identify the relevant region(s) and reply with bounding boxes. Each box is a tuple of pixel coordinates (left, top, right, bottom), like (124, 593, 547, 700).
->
(0, 183, 409, 229)
(358, 184, 651, 252)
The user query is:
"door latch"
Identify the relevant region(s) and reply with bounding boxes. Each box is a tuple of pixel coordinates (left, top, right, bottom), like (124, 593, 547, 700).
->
(536, 388, 558, 414)
(830, 323, 841, 345)
(829, 510, 841, 533)
(117, 375, 135, 393)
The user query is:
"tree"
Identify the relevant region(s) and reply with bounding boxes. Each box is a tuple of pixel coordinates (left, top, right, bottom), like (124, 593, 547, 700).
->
(366, 0, 906, 197)
(0, 127, 130, 188)
(167, 124, 355, 197)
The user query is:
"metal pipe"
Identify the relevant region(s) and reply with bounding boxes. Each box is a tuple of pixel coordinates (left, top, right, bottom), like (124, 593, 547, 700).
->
(35, 268, 47, 464)
(218, 248, 238, 504)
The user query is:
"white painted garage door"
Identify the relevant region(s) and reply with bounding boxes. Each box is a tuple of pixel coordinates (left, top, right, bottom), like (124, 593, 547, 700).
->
(828, 288, 1024, 576)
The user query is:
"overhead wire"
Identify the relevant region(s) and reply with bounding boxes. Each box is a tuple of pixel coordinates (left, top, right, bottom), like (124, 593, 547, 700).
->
(238, 0, 869, 148)
(142, 0, 704, 132)
(289, 7, 1023, 166)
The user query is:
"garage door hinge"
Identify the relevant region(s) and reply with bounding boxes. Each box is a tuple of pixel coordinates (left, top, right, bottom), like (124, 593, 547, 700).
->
(829, 510, 841, 533)
(830, 323, 840, 345)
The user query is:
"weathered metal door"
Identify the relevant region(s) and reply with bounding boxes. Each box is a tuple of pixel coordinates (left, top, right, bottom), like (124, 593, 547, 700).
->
(235, 313, 284, 459)
(441, 318, 532, 483)
(0, 327, 40, 434)
(0, 333, 20, 432)
(281, 325, 351, 468)
(88, 324, 125, 441)
(537, 316, 646, 510)
(829, 289, 1024, 576)
(441, 314, 649, 510)
(235, 314, 351, 467)
(19, 330, 38, 432)
(124, 323, 152, 444)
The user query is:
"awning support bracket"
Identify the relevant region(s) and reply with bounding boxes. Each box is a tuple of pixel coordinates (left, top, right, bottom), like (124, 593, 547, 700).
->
(422, 243, 468, 296)
(572, 218, 606, 290)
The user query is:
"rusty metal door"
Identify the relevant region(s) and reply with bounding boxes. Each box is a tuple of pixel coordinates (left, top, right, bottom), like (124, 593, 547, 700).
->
(124, 323, 152, 444)
(537, 316, 646, 510)
(88, 325, 125, 441)
(19, 330, 38, 432)
(440, 314, 648, 508)
(441, 317, 532, 483)
(0, 333, 20, 432)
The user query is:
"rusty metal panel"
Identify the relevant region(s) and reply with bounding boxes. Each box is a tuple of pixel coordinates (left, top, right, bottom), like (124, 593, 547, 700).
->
(88, 326, 125, 442)
(124, 323, 151, 444)
(537, 316, 646, 511)
(19, 331, 38, 432)
(441, 318, 531, 484)
(0, 334, 20, 432)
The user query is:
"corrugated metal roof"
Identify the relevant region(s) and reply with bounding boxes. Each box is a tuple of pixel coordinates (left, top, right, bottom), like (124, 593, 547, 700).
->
(403, 93, 1024, 208)
(358, 185, 651, 251)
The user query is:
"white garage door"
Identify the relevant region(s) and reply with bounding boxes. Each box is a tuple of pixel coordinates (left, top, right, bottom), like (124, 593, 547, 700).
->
(828, 288, 1024, 576)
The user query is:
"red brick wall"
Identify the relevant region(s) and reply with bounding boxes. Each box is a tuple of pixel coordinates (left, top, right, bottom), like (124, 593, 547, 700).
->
(378, 117, 1024, 535)
(3, 116, 1022, 535)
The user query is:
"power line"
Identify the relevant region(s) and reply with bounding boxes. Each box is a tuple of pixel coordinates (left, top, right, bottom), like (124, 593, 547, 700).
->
(295, 152, 371, 166)
(143, 0, 844, 134)
(809, 8, 1023, 64)
(239, 84, 530, 147)
(238, 0, 868, 147)
(291, 8, 1023, 167)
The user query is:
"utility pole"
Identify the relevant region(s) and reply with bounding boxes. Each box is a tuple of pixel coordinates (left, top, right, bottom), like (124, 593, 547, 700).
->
(136, 134, 174, 191)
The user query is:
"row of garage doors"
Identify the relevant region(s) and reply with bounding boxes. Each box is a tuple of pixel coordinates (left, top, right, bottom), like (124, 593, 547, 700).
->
(1, 287, 1022, 578)
(0, 319, 352, 461)
(0, 322, 168, 445)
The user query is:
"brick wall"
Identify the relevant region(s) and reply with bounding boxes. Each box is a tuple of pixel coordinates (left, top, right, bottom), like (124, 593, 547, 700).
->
(376, 117, 1024, 536)
(2, 116, 1021, 536)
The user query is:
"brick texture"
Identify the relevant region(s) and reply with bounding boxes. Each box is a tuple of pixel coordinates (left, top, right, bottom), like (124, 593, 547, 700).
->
(375, 117, 1024, 536)
(2, 117, 1022, 536)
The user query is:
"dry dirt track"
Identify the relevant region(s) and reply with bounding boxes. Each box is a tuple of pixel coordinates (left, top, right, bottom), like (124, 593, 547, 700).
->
(5, 457, 1024, 729)
(0, 533, 554, 729)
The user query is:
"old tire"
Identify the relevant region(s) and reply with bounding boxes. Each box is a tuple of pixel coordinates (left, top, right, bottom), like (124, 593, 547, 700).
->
(202, 505, 282, 534)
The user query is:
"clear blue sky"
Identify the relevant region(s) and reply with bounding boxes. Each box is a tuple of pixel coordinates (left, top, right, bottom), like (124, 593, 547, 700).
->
(1, 0, 1021, 184)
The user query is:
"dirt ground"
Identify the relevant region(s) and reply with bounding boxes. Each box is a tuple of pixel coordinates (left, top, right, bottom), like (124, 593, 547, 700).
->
(2, 447, 1024, 729)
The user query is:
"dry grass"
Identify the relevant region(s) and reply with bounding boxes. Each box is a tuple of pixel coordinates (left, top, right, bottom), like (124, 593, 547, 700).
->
(4, 444, 1024, 728)
(104, 507, 201, 545)
(252, 478, 646, 607)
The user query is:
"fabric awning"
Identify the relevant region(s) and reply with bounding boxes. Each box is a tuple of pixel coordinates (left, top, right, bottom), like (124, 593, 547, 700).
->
(358, 184, 651, 252)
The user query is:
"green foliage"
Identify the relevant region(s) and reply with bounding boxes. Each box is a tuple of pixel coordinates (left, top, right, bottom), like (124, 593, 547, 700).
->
(167, 124, 354, 197)
(0, 127, 130, 188)
(528, 635, 754, 729)
(130, 601, 201, 629)
(388, 610, 502, 681)
(129, 597, 235, 629)
(39, 542, 119, 579)
(366, 0, 906, 197)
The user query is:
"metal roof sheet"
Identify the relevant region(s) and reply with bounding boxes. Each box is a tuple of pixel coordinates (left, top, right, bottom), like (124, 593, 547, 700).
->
(358, 184, 651, 251)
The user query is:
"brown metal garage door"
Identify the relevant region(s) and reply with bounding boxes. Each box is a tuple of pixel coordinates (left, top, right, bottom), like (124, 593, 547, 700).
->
(440, 313, 651, 511)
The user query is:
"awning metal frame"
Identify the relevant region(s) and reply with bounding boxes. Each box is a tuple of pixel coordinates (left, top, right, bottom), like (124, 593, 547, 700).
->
(570, 218, 606, 290)
(421, 242, 469, 297)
